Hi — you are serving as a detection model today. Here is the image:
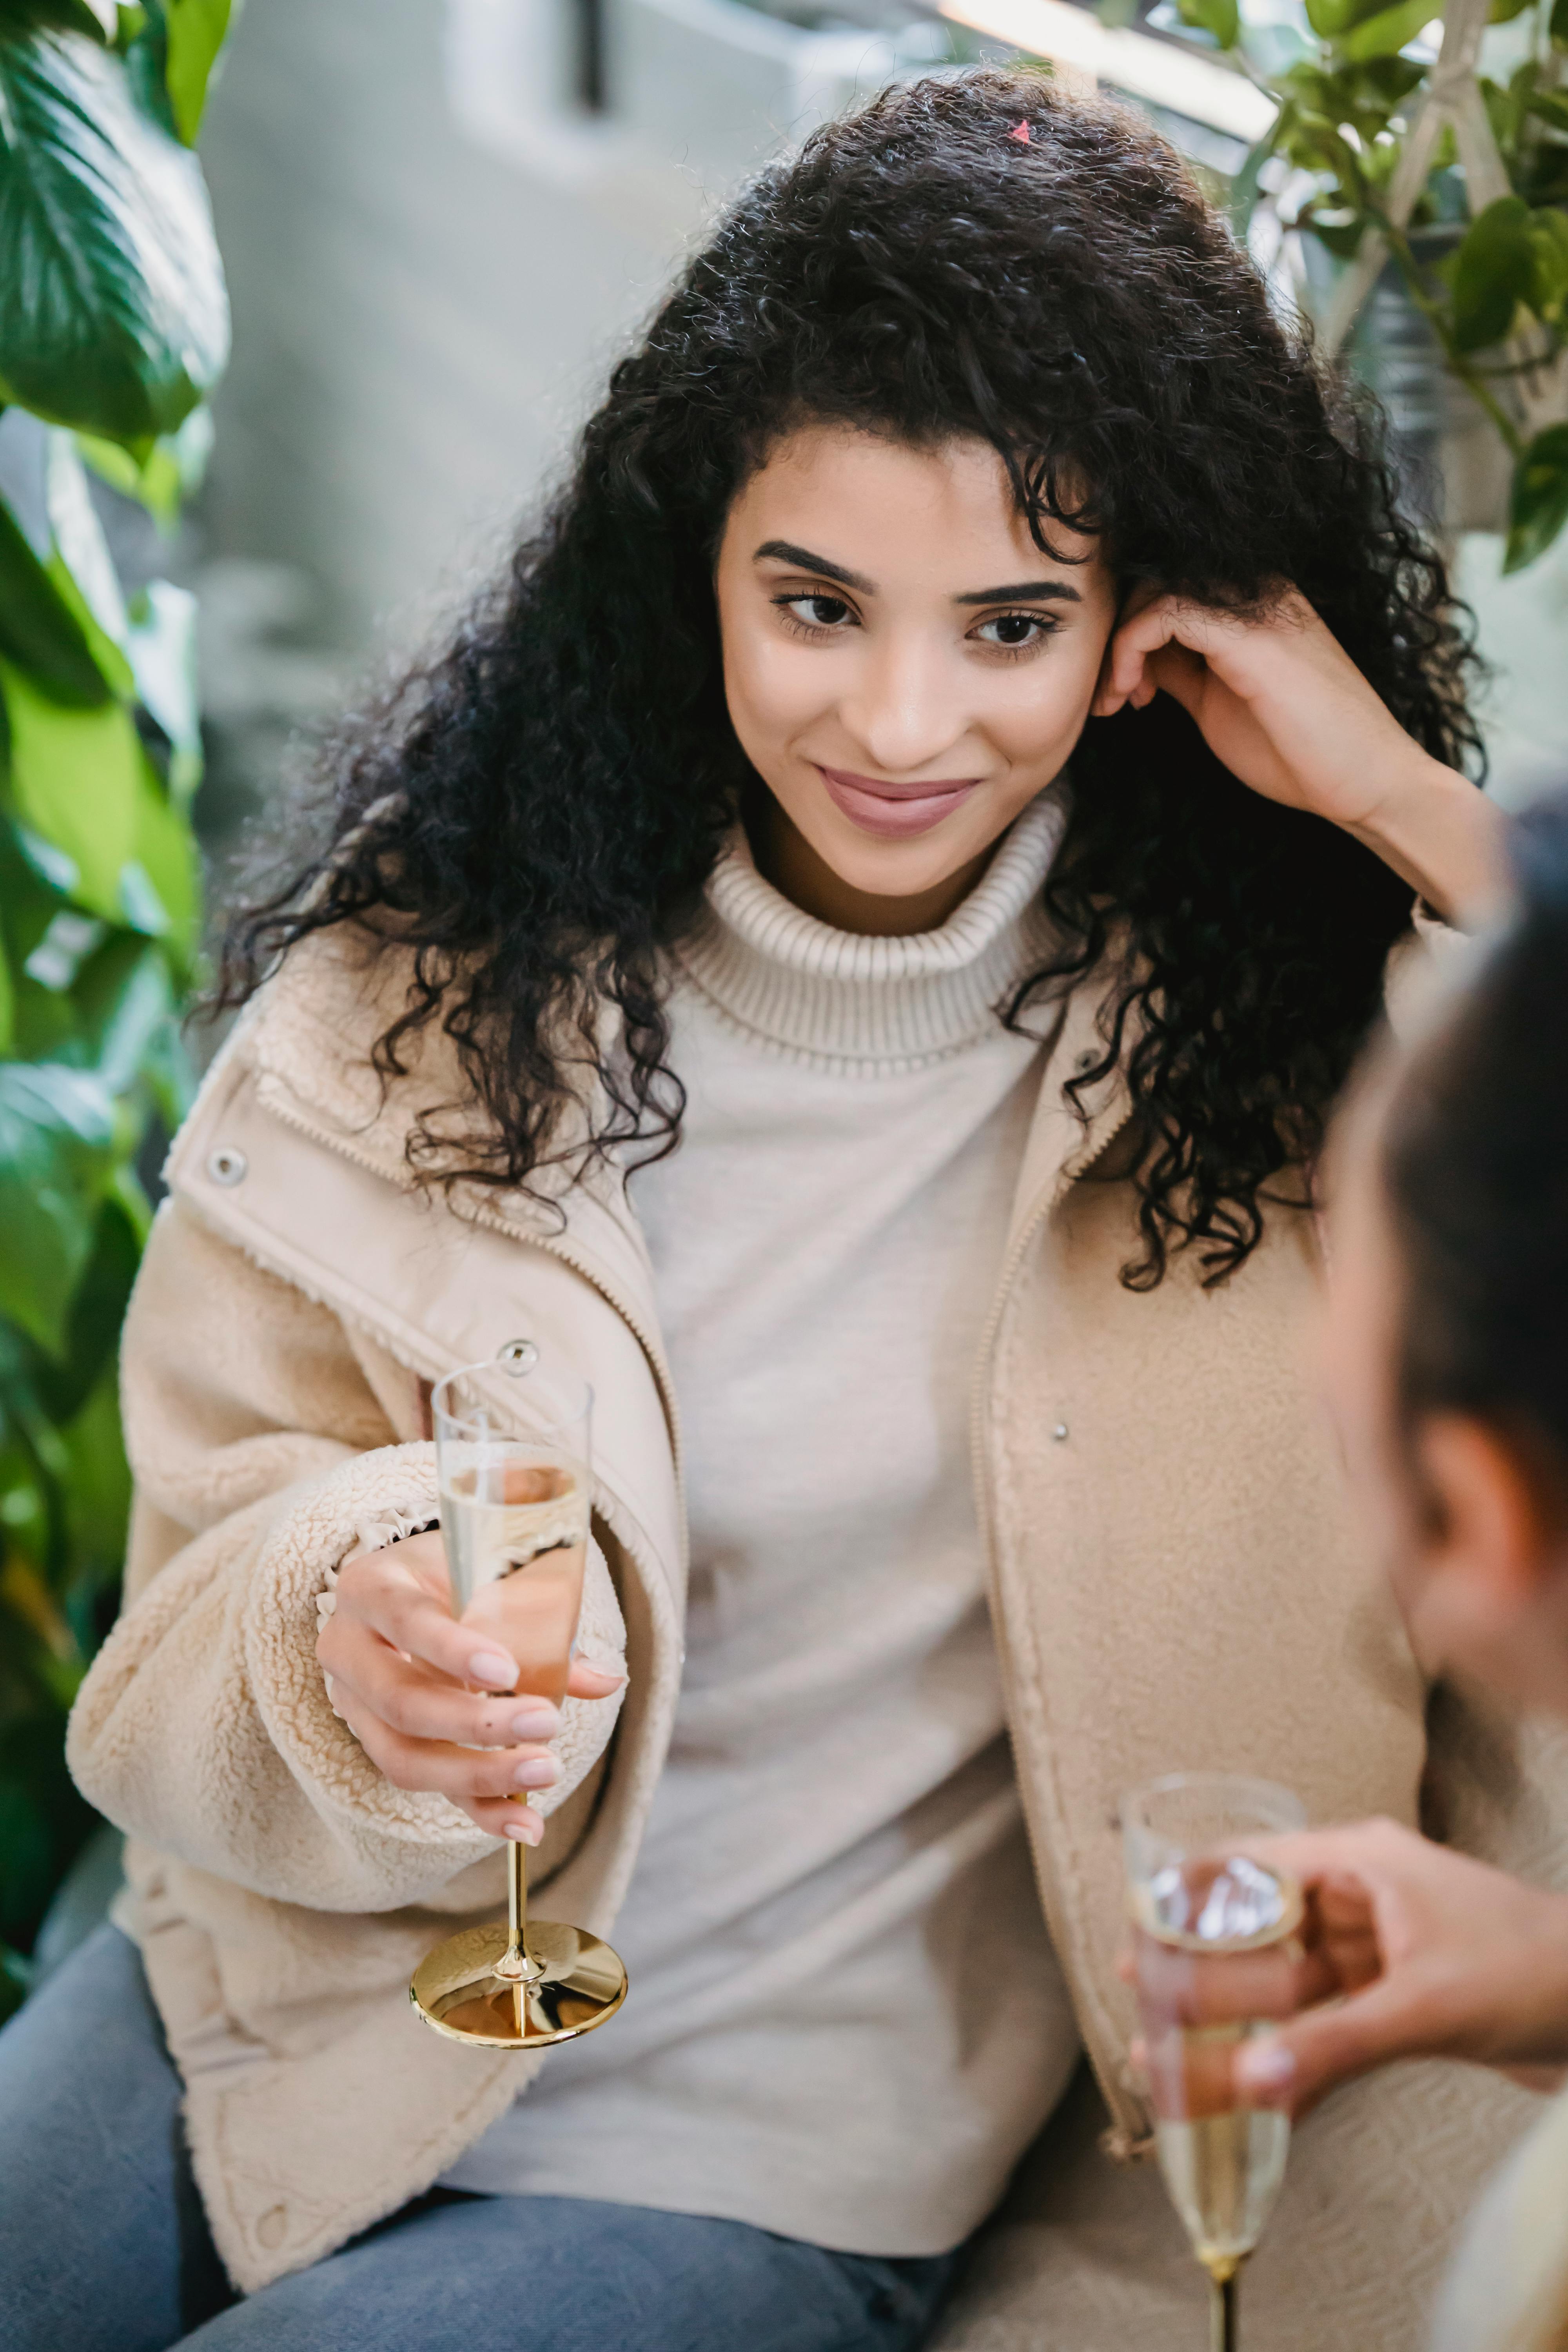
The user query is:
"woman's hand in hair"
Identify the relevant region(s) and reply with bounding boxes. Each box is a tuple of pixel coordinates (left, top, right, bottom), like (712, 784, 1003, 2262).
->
(317, 1531, 624, 1842)
(1091, 586, 1508, 927)
(1198, 1817, 1568, 2116)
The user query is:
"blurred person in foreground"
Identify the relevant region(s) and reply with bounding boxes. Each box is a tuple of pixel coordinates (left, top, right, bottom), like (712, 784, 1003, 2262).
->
(0, 63, 1555, 2352)
(1189, 794, 1568, 2352)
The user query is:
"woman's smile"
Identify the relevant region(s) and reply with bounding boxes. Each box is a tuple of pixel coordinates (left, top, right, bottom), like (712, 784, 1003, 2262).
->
(714, 425, 1118, 934)
(814, 763, 985, 839)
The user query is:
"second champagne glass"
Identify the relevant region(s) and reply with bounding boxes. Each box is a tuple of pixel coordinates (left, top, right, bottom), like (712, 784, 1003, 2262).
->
(1122, 1771, 1307, 2352)
(408, 1340, 628, 2049)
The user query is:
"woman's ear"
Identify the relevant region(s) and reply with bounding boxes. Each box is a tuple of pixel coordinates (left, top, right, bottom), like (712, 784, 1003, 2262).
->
(1407, 1412, 1568, 1693)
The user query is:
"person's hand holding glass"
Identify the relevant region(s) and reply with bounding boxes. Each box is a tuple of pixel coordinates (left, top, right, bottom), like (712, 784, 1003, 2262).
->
(1122, 1773, 1307, 2352)
(318, 1340, 628, 2047)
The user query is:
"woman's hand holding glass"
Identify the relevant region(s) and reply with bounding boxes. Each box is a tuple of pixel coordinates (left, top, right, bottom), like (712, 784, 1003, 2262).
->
(1211, 1819, 1568, 2118)
(317, 1528, 623, 1841)
(1091, 584, 1508, 928)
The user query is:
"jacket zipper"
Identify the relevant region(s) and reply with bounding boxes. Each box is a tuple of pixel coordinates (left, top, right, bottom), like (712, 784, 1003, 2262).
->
(969, 1089, 1144, 2152)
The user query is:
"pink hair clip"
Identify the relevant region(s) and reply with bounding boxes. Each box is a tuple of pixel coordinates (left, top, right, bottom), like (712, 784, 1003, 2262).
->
(1007, 119, 1031, 143)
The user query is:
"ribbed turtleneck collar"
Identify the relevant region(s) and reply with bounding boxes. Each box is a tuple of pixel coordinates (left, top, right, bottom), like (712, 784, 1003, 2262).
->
(674, 784, 1068, 1073)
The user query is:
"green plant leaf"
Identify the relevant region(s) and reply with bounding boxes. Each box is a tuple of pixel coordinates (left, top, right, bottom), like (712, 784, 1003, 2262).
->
(0, 497, 108, 706)
(1338, 0, 1439, 62)
(1530, 89, 1568, 136)
(125, 578, 200, 797)
(1352, 53, 1424, 102)
(0, 1061, 117, 1354)
(56, 1350, 130, 1569)
(1176, 0, 1239, 47)
(1554, 0, 1568, 46)
(0, 2, 113, 36)
(70, 933, 173, 1090)
(31, 1189, 139, 1424)
(1528, 206, 1568, 321)
(0, 659, 141, 918)
(0, 32, 228, 445)
(1504, 422, 1568, 572)
(76, 403, 211, 527)
(1490, 0, 1534, 22)
(1452, 194, 1535, 351)
(158, 0, 230, 143)
(125, 0, 233, 145)
(0, 658, 196, 951)
(1229, 128, 1278, 230)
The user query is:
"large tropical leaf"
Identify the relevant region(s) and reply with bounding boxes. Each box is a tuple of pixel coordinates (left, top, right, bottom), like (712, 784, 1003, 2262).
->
(127, 0, 235, 147)
(1452, 195, 1535, 352)
(0, 1059, 117, 1355)
(1505, 421, 1568, 573)
(0, 3, 113, 36)
(0, 494, 107, 704)
(0, 656, 198, 953)
(1337, 0, 1437, 63)
(0, 32, 228, 444)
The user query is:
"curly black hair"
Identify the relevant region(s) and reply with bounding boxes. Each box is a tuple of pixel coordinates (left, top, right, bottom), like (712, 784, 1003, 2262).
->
(217, 67, 1479, 1289)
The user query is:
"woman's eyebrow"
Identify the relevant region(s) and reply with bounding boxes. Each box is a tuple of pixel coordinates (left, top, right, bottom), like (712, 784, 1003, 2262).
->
(753, 539, 875, 593)
(953, 580, 1082, 605)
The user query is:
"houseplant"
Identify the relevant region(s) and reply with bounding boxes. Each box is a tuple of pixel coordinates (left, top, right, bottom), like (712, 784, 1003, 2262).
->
(0, 0, 232, 2015)
(1171, 0, 1568, 567)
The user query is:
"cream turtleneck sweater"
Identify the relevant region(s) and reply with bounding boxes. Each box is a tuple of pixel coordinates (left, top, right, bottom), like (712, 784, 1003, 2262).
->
(443, 792, 1083, 2251)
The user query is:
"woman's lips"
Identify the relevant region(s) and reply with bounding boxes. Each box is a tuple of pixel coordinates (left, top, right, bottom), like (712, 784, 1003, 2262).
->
(815, 765, 982, 840)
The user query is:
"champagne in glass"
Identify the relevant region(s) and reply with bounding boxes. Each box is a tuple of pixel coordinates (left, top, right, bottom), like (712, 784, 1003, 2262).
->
(408, 1341, 628, 2050)
(439, 1452, 589, 1709)
(1123, 1773, 1307, 2352)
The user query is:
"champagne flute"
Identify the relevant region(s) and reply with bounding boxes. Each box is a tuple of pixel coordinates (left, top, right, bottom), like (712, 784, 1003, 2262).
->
(409, 1339, 628, 2048)
(1122, 1773, 1307, 2352)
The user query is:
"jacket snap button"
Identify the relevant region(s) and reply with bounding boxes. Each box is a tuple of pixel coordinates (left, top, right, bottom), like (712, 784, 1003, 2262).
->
(207, 1147, 248, 1187)
(256, 2203, 288, 2249)
(1053, 1423, 1069, 1442)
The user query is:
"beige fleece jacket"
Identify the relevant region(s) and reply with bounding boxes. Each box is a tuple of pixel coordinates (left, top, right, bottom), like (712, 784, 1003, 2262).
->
(66, 914, 1568, 2348)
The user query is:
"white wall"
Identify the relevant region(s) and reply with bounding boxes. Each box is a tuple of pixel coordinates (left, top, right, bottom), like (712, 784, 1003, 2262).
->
(199, 0, 682, 661)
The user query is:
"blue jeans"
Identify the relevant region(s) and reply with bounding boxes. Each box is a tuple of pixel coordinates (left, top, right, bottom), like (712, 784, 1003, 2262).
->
(0, 1926, 956, 2352)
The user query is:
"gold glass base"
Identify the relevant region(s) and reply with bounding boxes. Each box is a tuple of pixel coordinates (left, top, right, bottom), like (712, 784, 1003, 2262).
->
(410, 1919, 628, 2047)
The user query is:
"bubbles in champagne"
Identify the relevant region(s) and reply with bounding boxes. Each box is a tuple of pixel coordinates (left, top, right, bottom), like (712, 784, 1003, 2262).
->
(1143, 1856, 1302, 1952)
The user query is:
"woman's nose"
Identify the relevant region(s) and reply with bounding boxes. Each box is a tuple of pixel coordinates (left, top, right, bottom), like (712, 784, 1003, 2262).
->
(841, 639, 968, 777)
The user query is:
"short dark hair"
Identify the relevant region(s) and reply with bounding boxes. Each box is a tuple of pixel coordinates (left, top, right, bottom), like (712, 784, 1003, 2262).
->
(1384, 794, 1568, 1463)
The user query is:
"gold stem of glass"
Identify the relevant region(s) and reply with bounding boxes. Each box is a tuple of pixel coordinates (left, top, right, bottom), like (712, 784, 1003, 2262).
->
(1207, 2263, 1241, 2352)
(494, 1837, 543, 1986)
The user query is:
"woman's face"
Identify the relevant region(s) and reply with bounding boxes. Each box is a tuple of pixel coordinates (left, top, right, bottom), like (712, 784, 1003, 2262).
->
(1323, 1082, 1568, 1713)
(713, 424, 1118, 929)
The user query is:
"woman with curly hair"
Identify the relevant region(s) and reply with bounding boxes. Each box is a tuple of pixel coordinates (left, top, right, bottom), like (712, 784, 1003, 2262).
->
(0, 63, 1553, 2352)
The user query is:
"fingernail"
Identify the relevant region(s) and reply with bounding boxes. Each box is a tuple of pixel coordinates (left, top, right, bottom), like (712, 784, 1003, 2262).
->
(469, 1650, 518, 1690)
(1236, 2042, 1294, 2100)
(504, 1815, 543, 1845)
(508, 1702, 560, 1740)
(512, 1755, 559, 1790)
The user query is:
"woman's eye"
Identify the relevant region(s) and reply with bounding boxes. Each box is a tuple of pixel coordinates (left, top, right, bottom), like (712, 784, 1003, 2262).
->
(974, 612, 1050, 650)
(781, 594, 854, 630)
